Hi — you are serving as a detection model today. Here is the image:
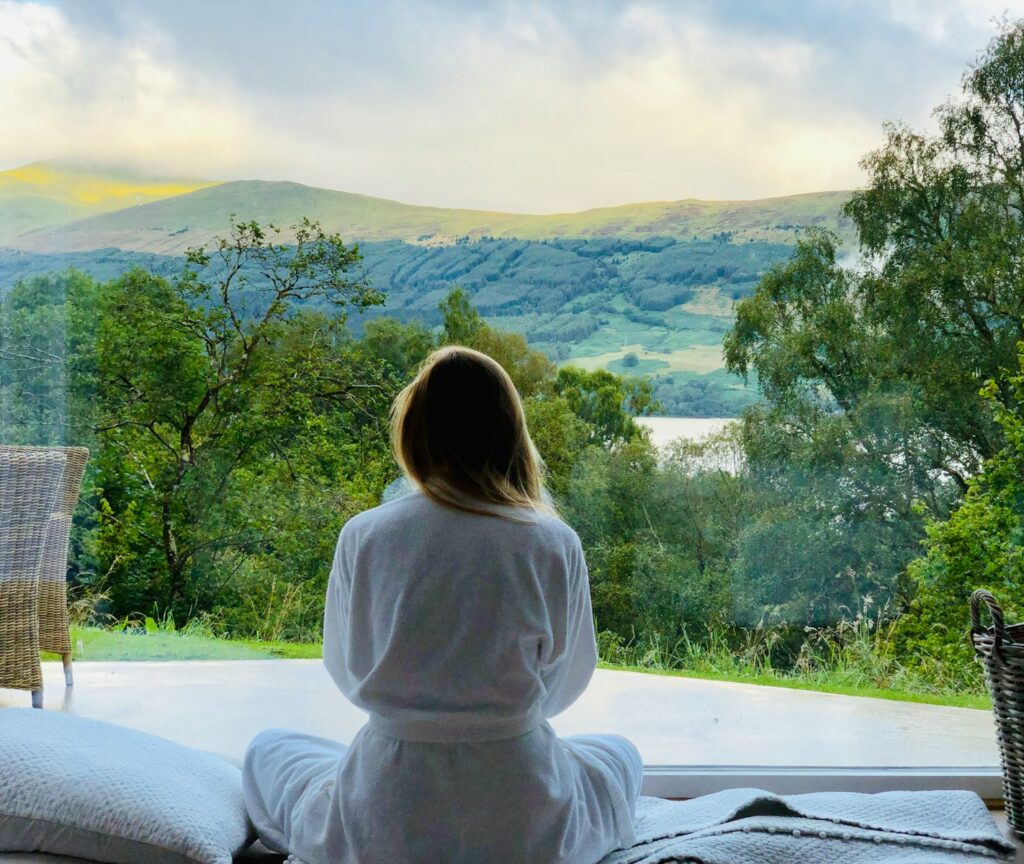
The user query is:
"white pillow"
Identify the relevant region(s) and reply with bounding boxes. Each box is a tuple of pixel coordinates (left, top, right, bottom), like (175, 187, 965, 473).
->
(0, 709, 254, 864)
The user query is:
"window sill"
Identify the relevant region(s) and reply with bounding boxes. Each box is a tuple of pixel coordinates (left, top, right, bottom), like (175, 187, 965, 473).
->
(641, 765, 1003, 799)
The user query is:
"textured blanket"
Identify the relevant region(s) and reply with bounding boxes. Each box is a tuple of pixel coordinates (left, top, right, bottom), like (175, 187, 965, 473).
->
(277, 789, 1013, 864)
(599, 789, 1015, 864)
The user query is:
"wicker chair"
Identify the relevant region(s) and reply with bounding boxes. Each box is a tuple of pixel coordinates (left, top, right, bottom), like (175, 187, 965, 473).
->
(37, 447, 89, 687)
(0, 446, 86, 708)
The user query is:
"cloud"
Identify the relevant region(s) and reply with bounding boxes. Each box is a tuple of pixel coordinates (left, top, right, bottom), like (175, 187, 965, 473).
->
(0, 0, 1016, 210)
(885, 0, 1011, 44)
(0, 1, 266, 178)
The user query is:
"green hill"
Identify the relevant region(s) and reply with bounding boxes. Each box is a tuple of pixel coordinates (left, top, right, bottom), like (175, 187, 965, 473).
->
(0, 161, 219, 244)
(0, 233, 794, 416)
(0, 164, 858, 416)
(11, 177, 854, 254)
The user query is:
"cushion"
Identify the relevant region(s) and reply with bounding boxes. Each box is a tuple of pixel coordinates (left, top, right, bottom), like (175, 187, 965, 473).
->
(0, 709, 254, 864)
(0, 849, 284, 863)
(0, 848, 284, 863)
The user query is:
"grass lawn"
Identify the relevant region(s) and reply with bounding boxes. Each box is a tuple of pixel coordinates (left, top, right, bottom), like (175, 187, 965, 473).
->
(41, 626, 322, 662)
(45, 627, 989, 710)
(597, 662, 991, 711)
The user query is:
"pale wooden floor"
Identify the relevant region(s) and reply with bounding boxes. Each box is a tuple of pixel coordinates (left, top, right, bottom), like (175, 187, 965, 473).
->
(1, 659, 1000, 768)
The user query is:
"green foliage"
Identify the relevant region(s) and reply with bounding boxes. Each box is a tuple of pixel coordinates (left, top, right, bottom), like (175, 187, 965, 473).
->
(720, 23, 1024, 636)
(358, 316, 434, 381)
(91, 220, 387, 621)
(724, 230, 869, 414)
(597, 608, 985, 704)
(438, 286, 484, 344)
(2, 259, 656, 642)
(0, 269, 101, 447)
(899, 354, 1024, 670)
(565, 432, 746, 642)
(2, 233, 794, 416)
(651, 369, 757, 417)
(0, 220, 393, 634)
(522, 395, 589, 498)
(552, 367, 655, 446)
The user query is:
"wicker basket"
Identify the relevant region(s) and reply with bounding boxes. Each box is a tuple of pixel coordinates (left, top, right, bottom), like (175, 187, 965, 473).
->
(971, 589, 1024, 834)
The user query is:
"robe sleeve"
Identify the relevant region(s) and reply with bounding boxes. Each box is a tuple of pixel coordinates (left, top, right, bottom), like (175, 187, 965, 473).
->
(322, 527, 357, 697)
(540, 536, 598, 718)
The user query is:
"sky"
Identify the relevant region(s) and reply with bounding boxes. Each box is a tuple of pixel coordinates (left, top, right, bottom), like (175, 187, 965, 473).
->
(1, 0, 1020, 211)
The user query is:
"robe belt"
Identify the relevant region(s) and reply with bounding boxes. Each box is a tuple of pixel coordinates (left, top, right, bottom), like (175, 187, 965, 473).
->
(367, 705, 544, 743)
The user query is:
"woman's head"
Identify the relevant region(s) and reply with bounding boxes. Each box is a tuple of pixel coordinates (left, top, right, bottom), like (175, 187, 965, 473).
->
(390, 346, 549, 516)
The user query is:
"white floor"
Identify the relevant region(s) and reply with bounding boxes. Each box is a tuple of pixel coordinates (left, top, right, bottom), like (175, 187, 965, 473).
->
(0, 663, 1015, 863)
(0, 659, 1000, 769)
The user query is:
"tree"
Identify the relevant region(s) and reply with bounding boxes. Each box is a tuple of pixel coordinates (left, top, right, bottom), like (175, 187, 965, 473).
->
(722, 22, 1024, 626)
(93, 219, 386, 618)
(358, 317, 434, 381)
(438, 286, 554, 396)
(522, 395, 589, 498)
(0, 270, 101, 448)
(552, 367, 656, 448)
(563, 433, 741, 643)
(899, 352, 1024, 672)
(439, 286, 484, 345)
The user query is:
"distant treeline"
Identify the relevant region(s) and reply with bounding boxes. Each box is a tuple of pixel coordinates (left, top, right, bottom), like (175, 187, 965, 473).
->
(0, 234, 795, 417)
(356, 235, 792, 321)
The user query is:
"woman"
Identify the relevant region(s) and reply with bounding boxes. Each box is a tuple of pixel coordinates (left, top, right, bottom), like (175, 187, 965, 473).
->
(243, 346, 643, 864)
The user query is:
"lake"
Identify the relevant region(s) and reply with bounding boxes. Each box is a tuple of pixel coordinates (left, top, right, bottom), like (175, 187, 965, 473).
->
(635, 416, 735, 450)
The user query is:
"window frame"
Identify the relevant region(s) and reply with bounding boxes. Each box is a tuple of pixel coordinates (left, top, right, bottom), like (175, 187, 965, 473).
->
(641, 766, 1003, 800)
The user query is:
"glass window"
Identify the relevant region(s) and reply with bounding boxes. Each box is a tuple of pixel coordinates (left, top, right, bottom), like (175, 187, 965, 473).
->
(2, 2, 1018, 797)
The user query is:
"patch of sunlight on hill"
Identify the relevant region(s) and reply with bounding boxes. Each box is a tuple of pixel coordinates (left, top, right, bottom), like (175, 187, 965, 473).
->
(0, 161, 220, 241)
(566, 343, 725, 375)
(0, 162, 219, 207)
(681, 285, 737, 316)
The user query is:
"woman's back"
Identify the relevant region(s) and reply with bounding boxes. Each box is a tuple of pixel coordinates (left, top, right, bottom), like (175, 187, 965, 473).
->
(324, 490, 592, 742)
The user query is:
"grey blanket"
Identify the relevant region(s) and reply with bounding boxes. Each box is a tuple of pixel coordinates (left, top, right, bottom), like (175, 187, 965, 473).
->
(600, 789, 1015, 863)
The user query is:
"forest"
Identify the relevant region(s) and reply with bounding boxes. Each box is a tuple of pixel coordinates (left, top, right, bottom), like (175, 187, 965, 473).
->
(0, 233, 793, 417)
(3, 24, 1024, 700)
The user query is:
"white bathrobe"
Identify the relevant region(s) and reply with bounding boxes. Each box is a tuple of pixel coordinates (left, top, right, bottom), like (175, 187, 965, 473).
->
(243, 489, 643, 864)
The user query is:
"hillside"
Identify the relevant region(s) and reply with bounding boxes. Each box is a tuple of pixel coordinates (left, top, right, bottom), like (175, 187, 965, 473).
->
(0, 164, 858, 416)
(0, 234, 792, 416)
(0, 162, 218, 244)
(10, 178, 854, 253)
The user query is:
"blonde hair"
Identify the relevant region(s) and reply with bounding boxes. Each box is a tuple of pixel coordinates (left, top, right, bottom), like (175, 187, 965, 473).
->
(390, 345, 552, 518)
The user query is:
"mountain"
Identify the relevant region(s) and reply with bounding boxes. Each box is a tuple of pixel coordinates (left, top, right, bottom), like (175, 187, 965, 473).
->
(10, 178, 854, 254)
(0, 161, 219, 244)
(0, 162, 857, 416)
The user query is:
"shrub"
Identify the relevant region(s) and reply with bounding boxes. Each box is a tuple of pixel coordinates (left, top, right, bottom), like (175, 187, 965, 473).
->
(898, 359, 1024, 671)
